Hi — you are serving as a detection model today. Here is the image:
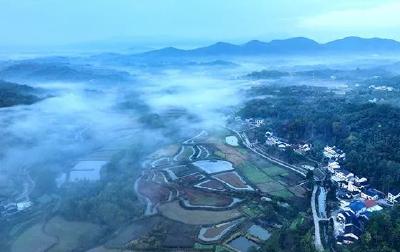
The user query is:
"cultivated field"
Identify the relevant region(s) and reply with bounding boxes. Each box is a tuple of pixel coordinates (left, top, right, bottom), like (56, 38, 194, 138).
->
(198, 218, 243, 243)
(159, 201, 242, 225)
(213, 171, 253, 191)
(195, 179, 226, 191)
(181, 188, 235, 208)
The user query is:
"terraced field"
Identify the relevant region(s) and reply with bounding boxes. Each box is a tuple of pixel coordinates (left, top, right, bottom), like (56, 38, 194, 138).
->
(159, 201, 242, 225)
(198, 218, 244, 243)
(181, 188, 238, 208)
(213, 171, 254, 191)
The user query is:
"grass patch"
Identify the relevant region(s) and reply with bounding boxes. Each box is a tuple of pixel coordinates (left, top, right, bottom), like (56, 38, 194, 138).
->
(269, 189, 294, 199)
(289, 216, 305, 230)
(216, 245, 235, 252)
(194, 243, 215, 250)
(259, 163, 289, 177)
(241, 205, 264, 218)
(238, 163, 273, 184)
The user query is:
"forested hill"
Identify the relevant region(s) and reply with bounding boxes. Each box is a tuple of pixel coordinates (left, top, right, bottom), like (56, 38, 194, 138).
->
(239, 86, 400, 192)
(0, 80, 41, 108)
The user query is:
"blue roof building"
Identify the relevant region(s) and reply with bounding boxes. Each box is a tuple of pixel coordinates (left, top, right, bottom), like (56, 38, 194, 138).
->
(348, 200, 366, 215)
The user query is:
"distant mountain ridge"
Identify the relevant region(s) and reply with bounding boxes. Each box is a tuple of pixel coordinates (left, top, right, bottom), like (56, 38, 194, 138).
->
(137, 37, 400, 57)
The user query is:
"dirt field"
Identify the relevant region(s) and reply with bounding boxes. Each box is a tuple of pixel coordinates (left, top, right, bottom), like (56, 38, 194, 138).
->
(182, 188, 234, 207)
(137, 177, 171, 204)
(159, 201, 242, 225)
(195, 179, 226, 191)
(213, 171, 251, 190)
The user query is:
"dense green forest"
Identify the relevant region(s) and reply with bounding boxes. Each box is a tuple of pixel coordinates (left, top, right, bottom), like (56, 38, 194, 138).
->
(59, 149, 145, 231)
(261, 213, 316, 252)
(239, 85, 400, 191)
(0, 80, 40, 107)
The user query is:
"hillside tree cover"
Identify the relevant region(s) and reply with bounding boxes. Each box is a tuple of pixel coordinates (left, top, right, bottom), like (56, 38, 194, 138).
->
(239, 85, 400, 191)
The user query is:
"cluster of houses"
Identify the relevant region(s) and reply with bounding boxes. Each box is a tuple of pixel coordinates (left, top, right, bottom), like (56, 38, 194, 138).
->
(294, 143, 312, 155)
(0, 198, 32, 219)
(264, 131, 312, 155)
(368, 85, 394, 92)
(323, 146, 345, 160)
(264, 131, 291, 150)
(335, 199, 383, 245)
(323, 145, 400, 245)
(243, 118, 265, 128)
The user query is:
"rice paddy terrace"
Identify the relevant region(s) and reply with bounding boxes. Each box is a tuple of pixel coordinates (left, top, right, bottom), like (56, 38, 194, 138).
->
(126, 128, 310, 251)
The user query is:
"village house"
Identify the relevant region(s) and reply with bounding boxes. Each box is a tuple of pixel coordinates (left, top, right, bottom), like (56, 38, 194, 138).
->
(255, 118, 265, 127)
(336, 210, 364, 245)
(264, 134, 291, 150)
(360, 188, 382, 201)
(265, 136, 279, 146)
(337, 235, 357, 245)
(387, 189, 400, 204)
(294, 143, 311, 154)
(337, 210, 355, 223)
(323, 146, 337, 159)
(324, 146, 346, 160)
(16, 201, 32, 211)
(343, 225, 362, 242)
(334, 169, 354, 182)
(337, 188, 353, 200)
(346, 181, 361, 193)
(301, 164, 315, 171)
(278, 142, 291, 150)
(327, 161, 341, 173)
(364, 199, 383, 212)
(347, 200, 366, 216)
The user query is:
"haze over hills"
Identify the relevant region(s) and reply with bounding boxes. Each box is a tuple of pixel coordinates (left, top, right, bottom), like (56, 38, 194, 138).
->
(0, 62, 132, 84)
(136, 37, 400, 58)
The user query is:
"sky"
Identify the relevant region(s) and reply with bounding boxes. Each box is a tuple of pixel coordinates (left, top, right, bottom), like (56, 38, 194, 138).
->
(1, 0, 400, 50)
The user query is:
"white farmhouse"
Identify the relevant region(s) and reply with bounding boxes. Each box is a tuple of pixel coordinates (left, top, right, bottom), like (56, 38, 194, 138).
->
(387, 190, 400, 204)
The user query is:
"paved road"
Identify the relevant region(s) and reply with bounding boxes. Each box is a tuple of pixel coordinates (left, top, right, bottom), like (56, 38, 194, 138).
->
(318, 187, 327, 219)
(312, 185, 324, 252)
